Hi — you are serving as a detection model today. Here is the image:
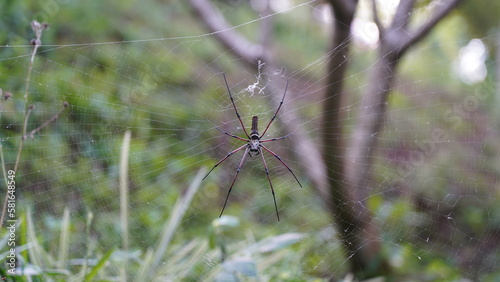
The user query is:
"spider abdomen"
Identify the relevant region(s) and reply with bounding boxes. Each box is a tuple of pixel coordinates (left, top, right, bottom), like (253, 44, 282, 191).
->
(248, 115, 261, 157)
(250, 116, 259, 136)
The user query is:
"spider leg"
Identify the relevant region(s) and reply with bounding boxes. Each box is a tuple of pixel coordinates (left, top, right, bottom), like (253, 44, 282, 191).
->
(259, 147, 280, 221)
(259, 79, 289, 138)
(220, 146, 250, 218)
(216, 127, 249, 142)
(260, 133, 293, 143)
(261, 145, 302, 188)
(203, 144, 248, 180)
(223, 73, 251, 139)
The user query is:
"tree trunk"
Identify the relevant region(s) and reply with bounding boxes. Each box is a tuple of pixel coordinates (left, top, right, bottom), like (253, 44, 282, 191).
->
(324, 0, 462, 278)
(323, 1, 390, 278)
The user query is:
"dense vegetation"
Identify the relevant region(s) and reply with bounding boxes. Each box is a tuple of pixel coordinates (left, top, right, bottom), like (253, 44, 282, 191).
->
(1, 0, 499, 281)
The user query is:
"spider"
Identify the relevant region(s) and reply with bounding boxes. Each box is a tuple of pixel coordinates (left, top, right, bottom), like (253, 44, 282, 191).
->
(203, 73, 302, 221)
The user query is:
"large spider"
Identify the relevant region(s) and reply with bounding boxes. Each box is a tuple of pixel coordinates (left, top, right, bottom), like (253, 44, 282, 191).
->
(203, 74, 302, 221)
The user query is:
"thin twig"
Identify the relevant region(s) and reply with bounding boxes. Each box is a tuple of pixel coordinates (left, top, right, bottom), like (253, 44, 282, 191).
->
(4, 101, 68, 227)
(13, 20, 48, 172)
(390, 0, 415, 31)
(24, 102, 69, 140)
(0, 89, 9, 121)
(13, 105, 33, 173)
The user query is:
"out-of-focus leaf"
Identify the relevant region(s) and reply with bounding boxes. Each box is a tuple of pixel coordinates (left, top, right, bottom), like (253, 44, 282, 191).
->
(246, 233, 305, 254)
(85, 248, 114, 282)
(221, 257, 257, 276)
(213, 215, 240, 229)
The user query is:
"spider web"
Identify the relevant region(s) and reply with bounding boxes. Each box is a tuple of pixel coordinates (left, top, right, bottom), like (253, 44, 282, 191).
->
(0, 0, 499, 280)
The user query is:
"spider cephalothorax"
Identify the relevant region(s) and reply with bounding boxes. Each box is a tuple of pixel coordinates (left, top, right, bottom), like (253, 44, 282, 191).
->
(203, 74, 302, 221)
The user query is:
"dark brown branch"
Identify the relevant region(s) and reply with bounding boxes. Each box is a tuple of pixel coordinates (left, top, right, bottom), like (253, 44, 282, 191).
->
(24, 102, 68, 139)
(325, 1, 391, 278)
(187, 0, 267, 67)
(330, 0, 358, 16)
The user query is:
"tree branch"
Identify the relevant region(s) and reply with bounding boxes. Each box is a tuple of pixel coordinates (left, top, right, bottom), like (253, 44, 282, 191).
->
(390, 0, 415, 31)
(187, 0, 267, 67)
(24, 102, 68, 139)
(384, 0, 415, 52)
(382, 0, 463, 61)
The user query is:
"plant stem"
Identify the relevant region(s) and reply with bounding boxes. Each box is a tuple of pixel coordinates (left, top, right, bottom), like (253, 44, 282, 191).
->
(119, 129, 131, 281)
(13, 20, 46, 173)
(1, 20, 47, 228)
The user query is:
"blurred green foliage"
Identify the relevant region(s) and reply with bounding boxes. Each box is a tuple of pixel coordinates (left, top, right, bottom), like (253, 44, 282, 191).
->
(0, 0, 499, 281)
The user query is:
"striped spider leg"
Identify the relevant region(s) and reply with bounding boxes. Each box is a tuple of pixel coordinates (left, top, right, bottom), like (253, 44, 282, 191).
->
(203, 74, 302, 221)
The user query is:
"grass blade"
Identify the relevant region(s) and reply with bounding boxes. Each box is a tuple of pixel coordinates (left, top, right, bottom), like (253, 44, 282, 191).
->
(119, 129, 131, 281)
(84, 248, 114, 282)
(57, 207, 70, 269)
(141, 167, 206, 280)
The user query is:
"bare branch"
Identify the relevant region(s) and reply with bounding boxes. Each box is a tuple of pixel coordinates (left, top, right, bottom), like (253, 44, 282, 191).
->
(187, 0, 267, 67)
(383, 0, 462, 58)
(401, 0, 463, 51)
(24, 102, 69, 139)
(390, 0, 415, 31)
(329, 0, 358, 16)
(324, 1, 393, 277)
